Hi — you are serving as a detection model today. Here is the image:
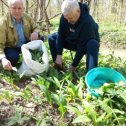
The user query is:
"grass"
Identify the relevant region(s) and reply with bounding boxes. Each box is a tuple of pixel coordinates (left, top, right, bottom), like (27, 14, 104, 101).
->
(0, 20, 126, 125)
(49, 17, 60, 33)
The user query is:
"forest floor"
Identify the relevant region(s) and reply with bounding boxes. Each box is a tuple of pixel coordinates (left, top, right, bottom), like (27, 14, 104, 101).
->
(100, 43, 126, 61)
(0, 19, 126, 125)
(0, 42, 126, 126)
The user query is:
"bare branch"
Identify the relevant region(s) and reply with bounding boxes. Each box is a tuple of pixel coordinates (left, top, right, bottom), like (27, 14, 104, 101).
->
(36, 13, 61, 23)
(45, 0, 51, 11)
(1, 0, 9, 8)
(28, 1, 37, 9)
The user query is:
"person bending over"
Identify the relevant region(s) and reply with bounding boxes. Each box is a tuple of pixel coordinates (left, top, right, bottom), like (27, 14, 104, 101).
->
(48, 0, 100, 72)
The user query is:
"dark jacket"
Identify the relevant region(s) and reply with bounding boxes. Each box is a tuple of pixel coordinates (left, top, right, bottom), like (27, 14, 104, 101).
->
(57, 3, 100, 55)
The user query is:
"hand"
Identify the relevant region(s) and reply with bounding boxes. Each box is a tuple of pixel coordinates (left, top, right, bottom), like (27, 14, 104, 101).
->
(68, 65, 76, 72)
(55, 55, 63, 69)
(30, 32, 39, 41)
(1, 58, 12, 70)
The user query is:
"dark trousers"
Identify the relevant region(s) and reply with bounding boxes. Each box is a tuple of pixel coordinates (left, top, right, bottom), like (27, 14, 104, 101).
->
(48, 33, 99, 72)
(4, 47, 21, 66)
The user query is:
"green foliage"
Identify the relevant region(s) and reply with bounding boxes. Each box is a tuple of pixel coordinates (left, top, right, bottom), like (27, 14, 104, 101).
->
(50, 17, 60, 33)
(0, 21, 126, 125)
(72, 115, 91, 124)
(99, 22, 126, 48)
(7, 105, 29, 126)
(30, 49, 43, 63)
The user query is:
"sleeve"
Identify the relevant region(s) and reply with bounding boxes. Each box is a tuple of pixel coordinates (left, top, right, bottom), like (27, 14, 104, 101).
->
(0, 17, 6, 59)
(72, 19, 98, 67)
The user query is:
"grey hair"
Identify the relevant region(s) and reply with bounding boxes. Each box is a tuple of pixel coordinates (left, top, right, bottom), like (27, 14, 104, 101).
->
(61, 0, 80, 15)
(8, 0, 25, 7)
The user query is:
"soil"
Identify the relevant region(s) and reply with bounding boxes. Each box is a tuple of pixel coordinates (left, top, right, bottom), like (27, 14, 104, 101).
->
(0, 42, 126, 126)
(100, 43, 126, 61)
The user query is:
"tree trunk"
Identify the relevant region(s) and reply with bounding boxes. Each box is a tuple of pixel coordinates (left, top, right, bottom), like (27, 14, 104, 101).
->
(25, 0, 29, 13)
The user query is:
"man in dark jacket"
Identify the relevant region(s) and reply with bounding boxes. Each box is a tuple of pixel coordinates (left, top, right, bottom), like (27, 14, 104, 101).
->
(48, 0, 100, 72)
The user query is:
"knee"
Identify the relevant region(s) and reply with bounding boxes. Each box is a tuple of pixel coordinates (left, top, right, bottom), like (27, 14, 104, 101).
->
(48, 33, 57, 43)
(10, 53, 19, 60)
(48, 34, 53, 42)
(8, 54, 19, 66)
(87, 39, 99, 49)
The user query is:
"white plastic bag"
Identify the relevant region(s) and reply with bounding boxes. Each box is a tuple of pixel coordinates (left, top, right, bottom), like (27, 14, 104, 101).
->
(18, 40, 49, 76)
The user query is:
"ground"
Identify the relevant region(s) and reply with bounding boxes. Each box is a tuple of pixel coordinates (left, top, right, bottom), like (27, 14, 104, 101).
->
(100, 43, 126, 61)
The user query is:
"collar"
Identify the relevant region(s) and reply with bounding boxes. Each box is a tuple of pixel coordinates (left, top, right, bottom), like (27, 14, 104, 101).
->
(12, 17, 23, 25)
(8, 13, 28, 28)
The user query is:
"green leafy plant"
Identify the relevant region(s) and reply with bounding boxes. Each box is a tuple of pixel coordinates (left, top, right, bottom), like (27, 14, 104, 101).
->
(7, 106, 29, 126)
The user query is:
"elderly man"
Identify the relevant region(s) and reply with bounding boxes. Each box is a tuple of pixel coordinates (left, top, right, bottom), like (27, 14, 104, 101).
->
(0, 0, 40, 71)
(48, 0, 100, 72)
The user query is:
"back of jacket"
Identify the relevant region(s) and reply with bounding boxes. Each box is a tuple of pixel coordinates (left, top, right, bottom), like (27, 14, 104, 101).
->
(57, 3, 100, 54)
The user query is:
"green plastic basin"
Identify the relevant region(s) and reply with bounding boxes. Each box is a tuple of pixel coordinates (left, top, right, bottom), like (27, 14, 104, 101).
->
(85, 67, 126, 97)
